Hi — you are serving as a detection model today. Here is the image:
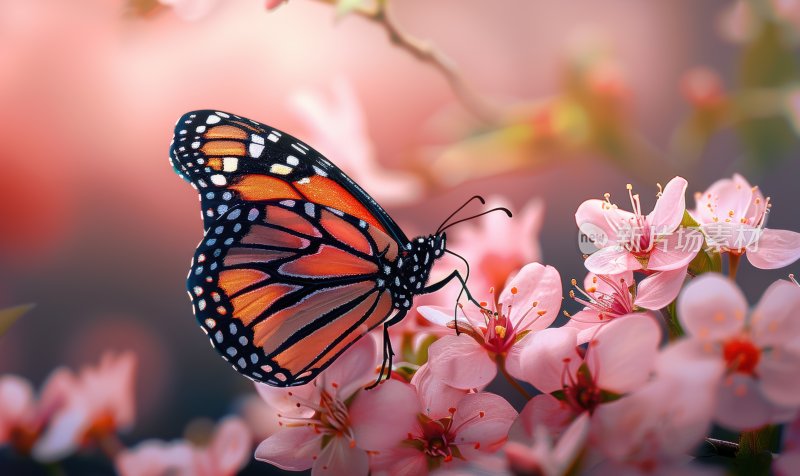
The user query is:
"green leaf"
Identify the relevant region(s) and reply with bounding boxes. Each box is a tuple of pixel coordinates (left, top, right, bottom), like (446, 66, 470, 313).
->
(679, 210, 701, 229)
(336, 0, 366, 17)
(0, 304, 33, 337)
(664, 300, 684, 340)
(735, 426, 777, 476)
(599, 389, 623, 403)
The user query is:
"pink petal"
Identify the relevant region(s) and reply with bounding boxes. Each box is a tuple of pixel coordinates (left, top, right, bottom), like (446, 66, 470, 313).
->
(410, 363, 468, 419)
(254, 426, 319, 471)
(208, 417, 251, 475)
(503, 338, 527, 381)
(32, 404, 89, 462)
(647, 176, 687, 232)
(714, 374, 775, 431)
(562, 311, 603, 345)
(575, 199, 620, 246)
(418, 304, 484, 330)
(758, 349, 800, 407)
(500, 262, 562, 331)
(584, 271, 634, 294)
(255, 383, 316, 419)
(677, 273, 747, 341)
(452, 392, 517, 451)
(349, 379, 419, 451)
(518, 327, 580, 393)
(553, 413, 590, 468)
(427, 335, 497, 390)
(747, 228, 800, 269)
(0, 376, 33, 421)
(656, 339, 725, 384)
(751, 278, 800, 347)
(634, 267, 687, 310)
(589, 314, 661, 393)
(369, 448, 428, 476)
(584, 246, 641, 275)
(646, 228, 703, 271)
(693, 174, 756, 225)
(320, 332, 379, 398)
(311, 436, 369, 476)
(775, 452, 800, 476)
(508, 394, 572, 442)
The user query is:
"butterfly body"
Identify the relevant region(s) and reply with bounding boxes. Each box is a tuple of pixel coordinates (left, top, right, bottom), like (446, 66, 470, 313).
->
(171, 110, 452, 386)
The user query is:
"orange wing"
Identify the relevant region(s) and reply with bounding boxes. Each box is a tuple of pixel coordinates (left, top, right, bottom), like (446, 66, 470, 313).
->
(170, 110, 399, 239)
(187, 199, 400, 386)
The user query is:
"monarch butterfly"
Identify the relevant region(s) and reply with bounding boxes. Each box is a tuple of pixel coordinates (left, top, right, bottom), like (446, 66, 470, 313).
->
(170, 110, 508, 387)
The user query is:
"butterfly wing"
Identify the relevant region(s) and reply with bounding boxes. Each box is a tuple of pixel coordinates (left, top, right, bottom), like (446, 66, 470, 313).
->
(188, 199, 401, 386)
(170, 110, 408, 245)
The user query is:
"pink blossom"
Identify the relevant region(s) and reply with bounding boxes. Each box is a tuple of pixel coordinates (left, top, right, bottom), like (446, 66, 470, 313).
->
(116, 417, 251, 476)
(504, 413, 590, 476)
(565, 271, 681, 342)
(691, 173, 800, 269)
(237, 394, 281, 442)
(0, 372, 72, 456)
(681, 67, 726, 110)
(418, 262, 562, 389)
(576, 176, 702, 275)
(33, 351, 137, 462)
(371, 364, 518, 475)
(255, 334, 419, 475)
(445, 196, 544, 294)
(289, 78, 423, 205)
(775, 411, 800, 476)
(667, 273, 800, 430)
(517, 314, 661, 417)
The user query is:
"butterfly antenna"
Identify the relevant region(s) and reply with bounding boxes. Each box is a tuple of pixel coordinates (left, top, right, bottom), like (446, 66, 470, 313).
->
(439, 207, 512, 234)
(436, 195, 486, 235)
(445, 249, 472, 336)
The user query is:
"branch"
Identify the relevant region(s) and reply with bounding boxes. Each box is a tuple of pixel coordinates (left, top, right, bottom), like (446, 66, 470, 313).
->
(311, 0, 500, 124)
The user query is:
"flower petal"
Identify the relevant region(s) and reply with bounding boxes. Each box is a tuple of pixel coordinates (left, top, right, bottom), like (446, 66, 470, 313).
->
(500, 262, 562, 332)
(751, 278, 800, 347)
(320, 332, 380, 398)
(747, 228, 800, 269)
(311, 436, 369, 476)
(518, 327, 580, 393)
(209, 417, 252, 475)
(646, 228, 703, 271)
(349, 379, 419, 451)
(647, 176, 687, 232)
(255, 383, 316, 419)
(758, 349, 800, 407)
(427, 335, 497, 390)
(677, 273, 747, 341)
(589, 314, 661, 393)
(410, 363, 469, 419)
(508, 394, 572, 443)
(452, 392, 518, 452)
(715, 374, 776, 431)
(634, 267, 687, 310)
(254, 426, 319, 471)
(584, 246, 641, 275)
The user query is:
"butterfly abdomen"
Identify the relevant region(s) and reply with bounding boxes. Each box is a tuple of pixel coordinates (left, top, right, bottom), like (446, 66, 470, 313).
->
(384, 234, 447, 310)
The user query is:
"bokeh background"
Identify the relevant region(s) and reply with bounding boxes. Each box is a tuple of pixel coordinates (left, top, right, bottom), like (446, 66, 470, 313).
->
(1, 0, 799, 473)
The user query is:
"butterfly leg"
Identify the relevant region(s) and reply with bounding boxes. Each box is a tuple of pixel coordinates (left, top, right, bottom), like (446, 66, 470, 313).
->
(367, 310, 407, 390)
(420, 270, 486, 335)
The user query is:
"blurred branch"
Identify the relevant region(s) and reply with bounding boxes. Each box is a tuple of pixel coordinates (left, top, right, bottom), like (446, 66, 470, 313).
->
(311, 0, 500, 124)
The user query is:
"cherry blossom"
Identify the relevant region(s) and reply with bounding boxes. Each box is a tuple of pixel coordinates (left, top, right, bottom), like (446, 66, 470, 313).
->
(565, 271, 679, 342)
(576, 176, 702, 276)
(116, 417, 251, 476)
(255, 334, 419, 476)
(33, 351, 137, 462)
(516, 314, 661, 419)
(504, 413, 589, 476)
(668, 273, 800, 430)
(418, 262, 562, 389)
(0, 372, 72, 456)
(691, 173, 800, 270)
(445, 196, 544, 294)
(371, 363, 517, 475)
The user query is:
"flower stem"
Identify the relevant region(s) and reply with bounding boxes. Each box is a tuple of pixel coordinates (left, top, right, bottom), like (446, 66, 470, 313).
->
(309, 0, 499, 124)
(736, 426, 776, 476)
(728, 253, 741, 280)
(497, 356, 532, 400)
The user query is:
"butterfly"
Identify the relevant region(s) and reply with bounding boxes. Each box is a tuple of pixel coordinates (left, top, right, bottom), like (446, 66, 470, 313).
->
(170, 110, 508, 387)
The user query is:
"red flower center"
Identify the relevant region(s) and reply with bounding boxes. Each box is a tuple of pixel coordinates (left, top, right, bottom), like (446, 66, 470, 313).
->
(722, 337, 761, 375)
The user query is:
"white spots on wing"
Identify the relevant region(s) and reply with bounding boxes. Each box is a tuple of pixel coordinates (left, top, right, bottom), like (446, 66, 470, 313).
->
(304, 202, 315, 217)
(270, 164, 293, 175)
(196, 125, 207, 133)
(179, 130, 187, 135)
(279, 199, 296, 207)
(328, 207, 344, 217)
(227, 347, 237, 357)
(358, 220, 367, 229)
(247, 208, 259, 221)
(197, 299, 207, 311)
(286, 155, 300, 166)
(214, 226, 224, 234)
(215, 112, 230, 118)
(214, 330, 223, 343)
(210, 174, 227, 186)
(191, 141, 201, 149)
(250, 353, 259, 364)
(217, 205, 228, 215)
(251, 134, 265, 145)
(227, 209, 241, 220)
(237, 358, 246, 368)
(206, 115, 221, 125)
(239, 336, 248, 346)
(222, 157, 238, 172)
(204, 318, 216, 328)
(229, 323, 237, 335)
(312, 166, 328, 177)
(291, 144, 307, 155)
(267, 132, 279, 142)
(249, 143, 265, 158)
(222, 191, 233, 201)
(297, 177, 310, 185)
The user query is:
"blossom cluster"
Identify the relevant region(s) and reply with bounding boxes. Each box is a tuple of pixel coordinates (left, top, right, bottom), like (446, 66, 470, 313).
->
(253, 173, 800, 476)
